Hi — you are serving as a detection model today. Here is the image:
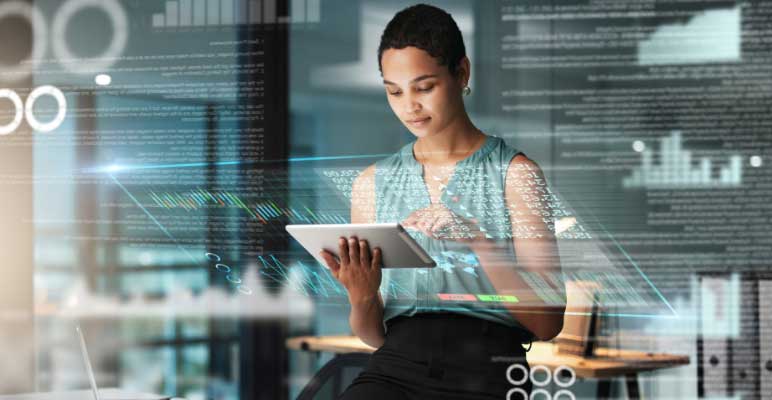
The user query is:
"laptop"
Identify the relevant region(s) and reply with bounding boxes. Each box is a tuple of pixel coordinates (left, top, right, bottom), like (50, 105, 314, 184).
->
(0, 327, 174, 400)
(75, 325, 173, 400)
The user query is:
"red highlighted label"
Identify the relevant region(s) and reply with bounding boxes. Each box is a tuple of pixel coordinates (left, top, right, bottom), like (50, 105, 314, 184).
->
(437, 293, 477, 302)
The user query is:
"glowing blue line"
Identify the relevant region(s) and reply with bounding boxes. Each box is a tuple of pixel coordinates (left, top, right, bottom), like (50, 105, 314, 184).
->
(109, 174, 197, 264)
(599, 225, 678, 316)
(85, 153, 392, 174)
(575, 202, 678, 317)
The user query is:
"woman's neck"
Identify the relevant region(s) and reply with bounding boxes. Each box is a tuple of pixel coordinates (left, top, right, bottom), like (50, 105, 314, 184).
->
(414, 115, 485, 164)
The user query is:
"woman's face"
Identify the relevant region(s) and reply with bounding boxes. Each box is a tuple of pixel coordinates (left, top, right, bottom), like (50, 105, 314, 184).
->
(380, 46, 468, 139)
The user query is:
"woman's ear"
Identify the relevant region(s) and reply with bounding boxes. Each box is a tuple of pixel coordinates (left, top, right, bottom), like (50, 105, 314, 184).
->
(456, 56, 471, 87)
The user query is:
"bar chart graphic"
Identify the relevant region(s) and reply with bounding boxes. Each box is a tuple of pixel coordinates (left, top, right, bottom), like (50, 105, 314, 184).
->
(152, 0, 321, 28)
(623, 131, 743, 189)
(147, 188, 347, 224)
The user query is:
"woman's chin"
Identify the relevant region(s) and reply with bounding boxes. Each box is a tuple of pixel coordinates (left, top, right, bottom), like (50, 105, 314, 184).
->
(405, 125, 437, 138)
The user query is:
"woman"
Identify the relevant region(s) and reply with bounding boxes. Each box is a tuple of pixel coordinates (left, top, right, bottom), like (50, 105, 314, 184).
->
(319, 4, 565, 399)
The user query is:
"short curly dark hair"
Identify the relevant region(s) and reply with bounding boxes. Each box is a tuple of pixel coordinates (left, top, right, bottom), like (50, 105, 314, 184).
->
(377, 4, 466, 77)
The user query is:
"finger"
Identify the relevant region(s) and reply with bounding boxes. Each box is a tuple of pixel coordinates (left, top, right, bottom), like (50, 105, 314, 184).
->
(402, 221, 419, 231)
(409, 216, 428, 236)
(371, 247, 382, 270)
(401, 214, 417, 229)
(348, 236, 360, 266)
(428, 214, 447, 233)
(359, 239, 371, 267)
(338, 237, 350, 266)
(419, 216, 436, 237)
(319, 250, 340, 275)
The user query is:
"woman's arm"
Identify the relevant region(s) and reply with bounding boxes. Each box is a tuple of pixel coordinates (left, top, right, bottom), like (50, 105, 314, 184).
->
(471, 154, 565, 340)
(348, 165, 386, 347)
(319, 165, 386, 348)
(321, 236, 385, 348)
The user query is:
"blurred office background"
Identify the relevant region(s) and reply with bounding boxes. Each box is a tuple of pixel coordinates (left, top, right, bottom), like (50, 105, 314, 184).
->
(0, 0, 770, 399)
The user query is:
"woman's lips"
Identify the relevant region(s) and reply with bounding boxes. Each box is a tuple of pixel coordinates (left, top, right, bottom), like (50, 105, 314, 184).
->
(406, 117, 431, 127)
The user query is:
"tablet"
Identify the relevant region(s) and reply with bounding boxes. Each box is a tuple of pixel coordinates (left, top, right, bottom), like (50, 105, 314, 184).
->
(286, 223, 436, 268)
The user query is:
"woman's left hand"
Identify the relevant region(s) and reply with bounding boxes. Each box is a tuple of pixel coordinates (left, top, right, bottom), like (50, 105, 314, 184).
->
(401, 204, 485, 242)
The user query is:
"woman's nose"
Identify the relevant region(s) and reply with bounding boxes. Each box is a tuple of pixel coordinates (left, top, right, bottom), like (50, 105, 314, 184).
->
(404, 97, 421, 114)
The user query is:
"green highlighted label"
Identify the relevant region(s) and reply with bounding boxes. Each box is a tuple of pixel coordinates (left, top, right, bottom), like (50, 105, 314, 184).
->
(476, 294, 519, 303)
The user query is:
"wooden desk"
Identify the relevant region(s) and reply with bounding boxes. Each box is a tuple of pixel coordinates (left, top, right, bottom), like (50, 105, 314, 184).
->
(287, 335, 689, 399)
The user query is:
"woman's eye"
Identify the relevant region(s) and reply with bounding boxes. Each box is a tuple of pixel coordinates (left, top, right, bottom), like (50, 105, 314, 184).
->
(388, 90, 402, 96)
(417, 86, 434, 92)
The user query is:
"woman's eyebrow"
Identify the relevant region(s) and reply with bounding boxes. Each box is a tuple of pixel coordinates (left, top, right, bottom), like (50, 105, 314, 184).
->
(382, 74, 438, 85)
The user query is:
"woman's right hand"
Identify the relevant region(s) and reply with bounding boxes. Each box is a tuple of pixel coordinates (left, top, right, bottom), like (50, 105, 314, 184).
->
(319, 237, 383, 304)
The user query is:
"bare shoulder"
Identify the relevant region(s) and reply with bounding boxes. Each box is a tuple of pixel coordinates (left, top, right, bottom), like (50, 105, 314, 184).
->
(506, 153, 546, 183)
(352, 164, 377, 192)
(351, 164, 376, 224)
(357, 164, 377, 180)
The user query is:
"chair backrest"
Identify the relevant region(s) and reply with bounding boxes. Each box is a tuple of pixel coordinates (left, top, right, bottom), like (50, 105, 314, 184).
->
(296, 353, 371, 400)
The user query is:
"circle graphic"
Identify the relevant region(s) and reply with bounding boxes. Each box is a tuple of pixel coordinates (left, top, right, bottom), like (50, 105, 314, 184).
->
(24, 85, 66, 132)
(215, 263, 231, 272)
(0, 2, 47, 82)
(0, 88, 23, 135)
(506, 363, 529, 386)
(205, 252, 221, 262)
(553, 389, 575, 400)
(553, 365, 576, 388)
(530, 388, 551, 400)
(95, 73, 112, 86)
(51, 0, 128, 74)
(226, 274, 242, 284)
(632, 140, 646, 152)
(237, 286, 253, 295)
(506, 387, 528, 400)
(529, 365, 552, 387)
(750, 155, 762, 168)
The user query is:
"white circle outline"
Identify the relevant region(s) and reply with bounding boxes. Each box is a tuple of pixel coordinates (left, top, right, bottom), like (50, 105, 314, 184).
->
(24, 85, 66, 132)
(0, 89, 23, 135)
(553, 390, 576, 400)
(529, 388, 552, 400)
(205, 252, 221, 262)
(553, 365, 576, 388)
(530, 365, 552, 387)
(215, 263, 231, 272)
(237, 286, 253, 295)
(506, 387, 528, 400)
(51, 0, 128, 74)
(0, 2, 47, 82)
(226, 273, 242, 284)
(506, 363, 529, 386)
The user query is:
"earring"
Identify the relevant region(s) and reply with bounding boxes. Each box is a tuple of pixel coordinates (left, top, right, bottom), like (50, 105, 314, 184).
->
(463, 86, 472, 96)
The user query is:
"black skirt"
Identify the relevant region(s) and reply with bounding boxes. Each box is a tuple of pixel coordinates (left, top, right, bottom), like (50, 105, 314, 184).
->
(339, 313, 533, 400)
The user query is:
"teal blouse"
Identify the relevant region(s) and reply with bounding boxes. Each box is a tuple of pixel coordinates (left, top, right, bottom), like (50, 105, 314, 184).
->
(375, 135, 529, 331)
